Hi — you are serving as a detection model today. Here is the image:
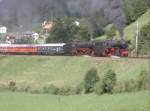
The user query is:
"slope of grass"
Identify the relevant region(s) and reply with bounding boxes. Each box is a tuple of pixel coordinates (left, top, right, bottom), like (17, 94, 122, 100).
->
(0, 91, 148, 111)
(95, 10, 150, 41)
(0, 55, 148, 88)
(124, 10, 150, 40)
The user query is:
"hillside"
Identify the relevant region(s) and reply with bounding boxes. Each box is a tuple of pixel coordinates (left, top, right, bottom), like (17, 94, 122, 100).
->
(0, 56, 148, 89)
(95, 10, 150, 41)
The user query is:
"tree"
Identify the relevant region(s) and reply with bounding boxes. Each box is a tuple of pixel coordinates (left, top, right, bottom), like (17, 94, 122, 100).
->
(83, 68, 100, 93)
(74, 26, 90, 41)
(46, 17, 79, 43)
(124, 0, 148, 25)
(102, 70, 117, 93)
(138, 23, 150, 55)
(145, 0, 150, 8)
(94, 69, 117, 95)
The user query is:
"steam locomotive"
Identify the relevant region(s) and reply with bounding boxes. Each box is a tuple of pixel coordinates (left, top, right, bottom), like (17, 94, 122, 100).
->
(0, 39, 128, 57)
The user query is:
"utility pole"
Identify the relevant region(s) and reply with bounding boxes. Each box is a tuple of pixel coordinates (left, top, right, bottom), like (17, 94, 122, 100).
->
(135, 20, 139, 56)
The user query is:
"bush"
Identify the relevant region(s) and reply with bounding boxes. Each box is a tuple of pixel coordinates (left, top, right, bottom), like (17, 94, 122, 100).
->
(43, 84, 59, 94)
(58, 86, 76, 96)
(94, 70, 117, 95)
(30, 89, 41, 94)
(113, 70, 149, 93)
(94, 80, 104, 95)
(113, 81, 126, 93)
(24, 86, 31, 93)
(75, 82, 85, 94)
(124, 80, 138, 92)
(102, 70, 117, 94)
(137, 70, 149, 90)
(8, 81, 16, 92)
(84, 68, 100, 93)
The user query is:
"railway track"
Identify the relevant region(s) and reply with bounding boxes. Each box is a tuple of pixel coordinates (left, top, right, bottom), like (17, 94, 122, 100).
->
(127, 56, 150, 59)
(0, 54, 149, 60)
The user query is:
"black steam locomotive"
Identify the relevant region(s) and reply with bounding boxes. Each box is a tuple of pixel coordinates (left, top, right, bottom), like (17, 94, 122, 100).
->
(64, 39, 128, 57)
(0, 39, 128, 57)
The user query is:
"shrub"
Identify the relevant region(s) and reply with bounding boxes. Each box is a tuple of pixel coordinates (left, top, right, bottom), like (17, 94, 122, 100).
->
(8, 81, 16, 92)
(102, 70, 117, 94)
(123, 80, 138, 92)
(75, 82, 85, 94)
(137, 70, 149, 90)
(43, 84, 59, 94)
(30, 89, 41, 94)
(113, 81, 125, 93)
(94, 80, 104, 95)
(24, 86, 31, 93)
(84, 68, 100, 93)
(58, 86, 75, 96)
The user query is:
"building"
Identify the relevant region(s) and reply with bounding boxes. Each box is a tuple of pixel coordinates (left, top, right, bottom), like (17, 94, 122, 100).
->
(0, 26, 7, 34)
(42, 21, 53, 33)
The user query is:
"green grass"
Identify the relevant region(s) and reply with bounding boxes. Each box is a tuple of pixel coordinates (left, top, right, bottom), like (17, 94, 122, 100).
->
(0, 91, 148, 111)
(124, 10, 150, 40)
(0, 55, 148, 88)
(95, 10, 150, 41)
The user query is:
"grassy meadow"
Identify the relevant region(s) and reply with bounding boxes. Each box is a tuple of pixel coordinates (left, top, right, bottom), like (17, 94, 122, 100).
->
(0, 91, 149, 111)
(0, 55, 149, 111)
(0, 55, 148, 88)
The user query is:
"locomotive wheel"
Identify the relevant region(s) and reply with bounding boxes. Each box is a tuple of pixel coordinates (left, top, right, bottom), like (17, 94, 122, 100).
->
(102, 48, 110, 57)
(114, 49, 121, 56)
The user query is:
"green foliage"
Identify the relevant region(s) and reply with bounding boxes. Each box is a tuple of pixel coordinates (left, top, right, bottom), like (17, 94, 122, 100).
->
(84, 68, 100, 93)
(43, 84, 59, 94)
(102, 70, 117, 94)
(94, 81, 104, 95)
(105, 25, 117, 39)
(46, 17, 90, 43)
(113, 70, 149, 93)
(94, 70, 117, 95)
(0, 56, 148, 94)
(145, 0, 150, 8)
(46, 17, 79, 43)
(74, 26, 90, 41)
(8, 81, 16, 92)
(58, 86, 76, 95)
(138, 23, 150, 55)
(75, 82, 85, 94)
(137, 70, 150, 90)
(124, 0, 148, 25)
(24, 86, 31, 93)
(30, 89, 41, 94)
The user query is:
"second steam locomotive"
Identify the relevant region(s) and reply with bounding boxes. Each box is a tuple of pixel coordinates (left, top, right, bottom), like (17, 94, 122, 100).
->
(0, 39, 129, 57)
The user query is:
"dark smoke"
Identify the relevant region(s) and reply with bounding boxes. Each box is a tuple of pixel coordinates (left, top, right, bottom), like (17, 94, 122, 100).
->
(67, 0, 126, 39)
(104, 0, 126, 39)
(0, 0, 126, 39)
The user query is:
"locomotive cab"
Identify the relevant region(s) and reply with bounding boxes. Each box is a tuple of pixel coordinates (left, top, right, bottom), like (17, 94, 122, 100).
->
(93, 39, 128, 57)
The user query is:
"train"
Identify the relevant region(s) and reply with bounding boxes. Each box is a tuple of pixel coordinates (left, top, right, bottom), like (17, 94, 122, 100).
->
(0, 39, 129, 57)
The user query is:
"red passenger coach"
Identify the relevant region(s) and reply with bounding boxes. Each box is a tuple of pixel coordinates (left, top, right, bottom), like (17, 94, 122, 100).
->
(0, 44, 38, 54)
